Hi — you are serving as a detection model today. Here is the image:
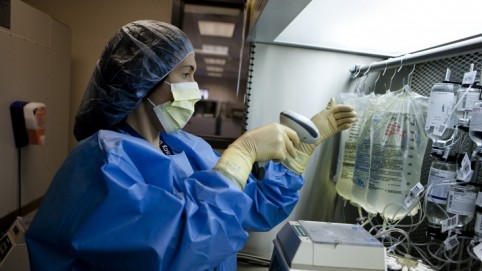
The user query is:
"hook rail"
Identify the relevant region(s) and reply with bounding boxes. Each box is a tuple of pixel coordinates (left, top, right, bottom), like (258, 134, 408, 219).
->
(350, 36, 482, 77)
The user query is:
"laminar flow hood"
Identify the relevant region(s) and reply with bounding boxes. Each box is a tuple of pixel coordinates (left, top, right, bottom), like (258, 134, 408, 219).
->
(249, 0, 482, 58)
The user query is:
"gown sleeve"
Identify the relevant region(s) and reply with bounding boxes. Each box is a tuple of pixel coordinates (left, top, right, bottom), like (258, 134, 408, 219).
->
(163, 131, 305, 232)
(242, 162, 304, 231)
(26, 130, 304, 271)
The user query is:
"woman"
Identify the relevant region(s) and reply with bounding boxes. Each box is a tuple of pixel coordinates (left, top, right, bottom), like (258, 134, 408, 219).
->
(26, 20, 356, 270)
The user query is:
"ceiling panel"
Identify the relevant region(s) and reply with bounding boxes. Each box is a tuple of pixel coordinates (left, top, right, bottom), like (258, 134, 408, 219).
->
(182, 3, 245, 79)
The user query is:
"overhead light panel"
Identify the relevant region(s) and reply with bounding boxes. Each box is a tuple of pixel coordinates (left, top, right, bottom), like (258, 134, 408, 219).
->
(198, 21, 235, 38)
(197, 44, 229, 56)
(204, 57, 226, 65)
(206, 66, 224, 73)
(207, 72, 223, 77)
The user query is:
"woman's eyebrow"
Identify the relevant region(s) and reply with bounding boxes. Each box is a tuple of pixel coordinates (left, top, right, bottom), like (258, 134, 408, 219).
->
(178, 65, 196, 73)
(183, 65, 195, 71)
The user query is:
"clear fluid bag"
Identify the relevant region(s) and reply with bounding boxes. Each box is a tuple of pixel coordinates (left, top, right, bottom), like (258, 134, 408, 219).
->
(366, 86, 429, 221)
(425, 159, 457, 228)
(350, 93, 389, 215)
(424, 82, 459, 149)
(335, 92, 377, 203)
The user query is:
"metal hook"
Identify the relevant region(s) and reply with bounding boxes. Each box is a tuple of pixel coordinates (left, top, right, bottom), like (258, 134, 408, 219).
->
(352, 65, 363, 79)
(397, 55, 405, 73)
(407, 64, 416, 84)
(382, 61, 388, 76)
(363, 63, 373, 77)
(388, 67, 397, 92)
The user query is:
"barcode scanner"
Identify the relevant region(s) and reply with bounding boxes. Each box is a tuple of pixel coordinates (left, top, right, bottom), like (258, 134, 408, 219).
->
(252, 111, 320, 180)
(280, 110, 320, 144)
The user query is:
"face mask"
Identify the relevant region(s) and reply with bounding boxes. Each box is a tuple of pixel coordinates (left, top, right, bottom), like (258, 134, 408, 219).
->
(147, 81, 201, 134)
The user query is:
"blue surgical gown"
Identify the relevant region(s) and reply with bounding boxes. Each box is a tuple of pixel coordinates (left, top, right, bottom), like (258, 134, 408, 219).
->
(26, 129, 304, 271)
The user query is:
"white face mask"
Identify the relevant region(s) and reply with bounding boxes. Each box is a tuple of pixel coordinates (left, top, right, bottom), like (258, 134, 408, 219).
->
(147, 81, 201, 134)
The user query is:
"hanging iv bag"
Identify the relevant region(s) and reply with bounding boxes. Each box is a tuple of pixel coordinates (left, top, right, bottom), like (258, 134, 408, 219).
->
(424, 82, 459, 150)
(335, 92, 377, 204)
(366, 86, 429, 220)
(350, 92, 391, 215)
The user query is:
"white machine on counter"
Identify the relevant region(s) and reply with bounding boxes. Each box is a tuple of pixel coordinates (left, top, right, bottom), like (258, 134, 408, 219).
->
(269, 220, 386, 271)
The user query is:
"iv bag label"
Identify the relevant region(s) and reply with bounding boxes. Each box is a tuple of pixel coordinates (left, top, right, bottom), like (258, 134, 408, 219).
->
(425, 92, 455, 129)
(427, 168, 456, 204)
(462, 70, 477, 85)
(457, 91, 480, 111)
(441, 215, 458, 232)
(433, 123, 447, 137)
(456, 153, 473, 182)
(446, 189, 477, 216)
(444, 234, 459, 251)
(404, 182, 424, 207)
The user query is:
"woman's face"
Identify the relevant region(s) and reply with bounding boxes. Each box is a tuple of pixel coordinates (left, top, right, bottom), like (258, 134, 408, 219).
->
(147, 52, 197, 105)
(142, 52, 197, 132)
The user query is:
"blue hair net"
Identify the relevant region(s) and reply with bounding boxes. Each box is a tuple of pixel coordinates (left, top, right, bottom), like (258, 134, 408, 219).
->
(74, 20, 194, 141)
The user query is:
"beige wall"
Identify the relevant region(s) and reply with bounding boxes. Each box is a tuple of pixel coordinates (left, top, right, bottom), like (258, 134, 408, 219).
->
(22, 0, 173, 148)
(1, 0, 70, 219)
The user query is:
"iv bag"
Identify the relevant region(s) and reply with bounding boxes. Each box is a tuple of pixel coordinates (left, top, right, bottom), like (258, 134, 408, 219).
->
(335, 92, 377, 204)
(367, 86, 429, 221)
(424, 82, 458, 148)
(350, 93, 391, 214)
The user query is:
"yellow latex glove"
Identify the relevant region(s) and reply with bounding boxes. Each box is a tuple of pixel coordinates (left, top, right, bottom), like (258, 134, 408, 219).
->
(282, 98, 357, 174)
(214, 123, 299, 189)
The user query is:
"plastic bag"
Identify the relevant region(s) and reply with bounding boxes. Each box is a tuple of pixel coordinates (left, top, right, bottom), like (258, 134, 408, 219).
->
(335, 92, 377, 204)
(366, 86, 429, 220)
(350, 92, 395, 215)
